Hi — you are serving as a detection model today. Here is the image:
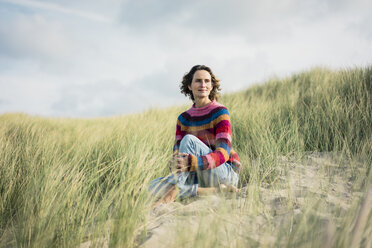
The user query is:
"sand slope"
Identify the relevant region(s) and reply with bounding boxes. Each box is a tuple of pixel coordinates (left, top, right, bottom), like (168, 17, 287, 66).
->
(138, 152, 371, 247)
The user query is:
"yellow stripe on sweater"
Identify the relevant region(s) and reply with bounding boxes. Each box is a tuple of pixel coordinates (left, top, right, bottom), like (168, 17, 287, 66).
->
(189, 155, 198, 172)
(179, 114, 230, 132)
(216, 147, 230, 161)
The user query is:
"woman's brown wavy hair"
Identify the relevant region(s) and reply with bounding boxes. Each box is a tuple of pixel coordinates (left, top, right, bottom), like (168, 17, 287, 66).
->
(180, 65, 221, 101)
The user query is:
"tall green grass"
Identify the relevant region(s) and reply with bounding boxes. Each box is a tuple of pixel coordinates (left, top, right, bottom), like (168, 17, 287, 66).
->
(226, 67, 371, 183)
(0, 66, 371, 247)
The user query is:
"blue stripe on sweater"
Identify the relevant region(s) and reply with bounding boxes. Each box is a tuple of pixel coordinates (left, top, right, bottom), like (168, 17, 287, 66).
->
(217, 142, 231, 155)
(178, 108, 229, 127)
(197, 156, 204, 170)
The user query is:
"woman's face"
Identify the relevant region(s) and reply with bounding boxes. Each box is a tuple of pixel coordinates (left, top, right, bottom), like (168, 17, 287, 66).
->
(188, 70, 212, 100)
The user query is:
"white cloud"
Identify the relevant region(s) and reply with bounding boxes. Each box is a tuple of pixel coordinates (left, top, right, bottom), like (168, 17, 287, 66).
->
(0, 14, 74, 61)
(0, 0, 371, 117)
(0, 72, 61, 116)
(0, 0, 113, 23)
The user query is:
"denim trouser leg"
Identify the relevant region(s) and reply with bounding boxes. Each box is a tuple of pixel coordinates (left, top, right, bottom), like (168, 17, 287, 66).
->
(149, 134, 239, 200)
(177, 135, 239, 198)
(148, 173, 178, 200)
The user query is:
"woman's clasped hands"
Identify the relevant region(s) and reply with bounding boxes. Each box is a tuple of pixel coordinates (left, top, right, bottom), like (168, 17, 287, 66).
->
(168, 153, 189, 173)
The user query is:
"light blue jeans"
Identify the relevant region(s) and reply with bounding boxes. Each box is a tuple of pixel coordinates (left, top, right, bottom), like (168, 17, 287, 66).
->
(149, 134, 239, 199)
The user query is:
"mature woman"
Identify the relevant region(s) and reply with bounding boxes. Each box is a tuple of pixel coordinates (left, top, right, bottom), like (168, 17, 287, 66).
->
(150, 65, 241, 205)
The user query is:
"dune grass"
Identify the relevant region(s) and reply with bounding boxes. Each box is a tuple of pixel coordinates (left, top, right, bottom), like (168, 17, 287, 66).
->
(0, 66, 371, 247)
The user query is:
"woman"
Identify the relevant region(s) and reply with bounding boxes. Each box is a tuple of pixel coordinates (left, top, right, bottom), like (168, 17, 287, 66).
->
(149, 65, 241, 205)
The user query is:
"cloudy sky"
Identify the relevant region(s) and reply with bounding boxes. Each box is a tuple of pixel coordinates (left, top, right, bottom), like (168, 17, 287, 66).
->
(0, 0, 371, 118)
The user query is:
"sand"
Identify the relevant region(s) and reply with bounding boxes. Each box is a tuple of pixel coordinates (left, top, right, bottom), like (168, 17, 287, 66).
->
(136, 152, 371, 247)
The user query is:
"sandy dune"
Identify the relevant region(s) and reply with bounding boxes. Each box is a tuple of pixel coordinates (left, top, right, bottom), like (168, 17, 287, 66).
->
(137, 152, 371, 247)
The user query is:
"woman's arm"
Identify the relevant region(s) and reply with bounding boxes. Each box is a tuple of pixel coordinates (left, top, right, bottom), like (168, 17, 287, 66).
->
(188, 108, 232, 172)
(170, 118, 186, 172)
(172, 118, 184, 156)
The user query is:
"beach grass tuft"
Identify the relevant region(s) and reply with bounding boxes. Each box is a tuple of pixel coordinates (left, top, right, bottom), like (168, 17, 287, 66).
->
(0, 66, 371, 247)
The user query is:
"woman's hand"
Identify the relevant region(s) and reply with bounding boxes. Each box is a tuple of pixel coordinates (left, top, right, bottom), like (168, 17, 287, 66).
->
(168, 156, 177, 172)
(168, 153, 188, 173)
(176, 153, 189, 172)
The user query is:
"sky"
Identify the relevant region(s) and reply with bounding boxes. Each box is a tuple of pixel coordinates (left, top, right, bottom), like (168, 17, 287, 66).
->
(0, 0, 371, 118)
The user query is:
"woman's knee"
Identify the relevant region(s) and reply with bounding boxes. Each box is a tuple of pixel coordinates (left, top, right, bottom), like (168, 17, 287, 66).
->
(180, 134, 197, 145)
(179, 134, 197, 152)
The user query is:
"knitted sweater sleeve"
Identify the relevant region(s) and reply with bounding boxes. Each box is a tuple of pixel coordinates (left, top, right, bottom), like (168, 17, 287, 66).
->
(172, 118, 183, 156)
(188, 108, 232, 172)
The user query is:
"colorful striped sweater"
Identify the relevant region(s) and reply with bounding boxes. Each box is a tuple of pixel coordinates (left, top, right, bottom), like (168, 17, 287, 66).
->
(173, 100, 242, 174)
